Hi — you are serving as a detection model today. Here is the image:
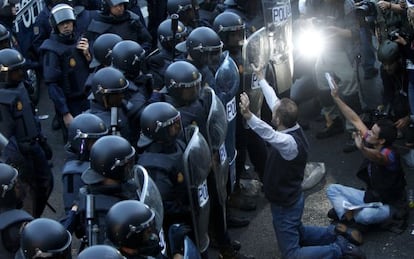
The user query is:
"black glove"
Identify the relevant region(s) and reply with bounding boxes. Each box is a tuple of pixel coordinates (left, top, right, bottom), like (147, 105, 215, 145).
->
(168, 224, 192, 256)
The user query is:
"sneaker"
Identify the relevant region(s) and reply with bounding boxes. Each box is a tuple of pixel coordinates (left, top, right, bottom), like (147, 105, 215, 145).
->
(219, 246, 255, 259)
(336, 236, 366, 259)
(227, 214, 250, 228)
(327, 208, 340, 221)
(335, 223, 363, 245)
(228, 193, 257, 211)
(316, 117, 344, 139)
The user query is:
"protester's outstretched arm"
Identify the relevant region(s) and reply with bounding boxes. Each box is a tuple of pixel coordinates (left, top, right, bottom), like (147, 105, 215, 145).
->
(330, 84, 368, 134)
(251, 64, 280, 112)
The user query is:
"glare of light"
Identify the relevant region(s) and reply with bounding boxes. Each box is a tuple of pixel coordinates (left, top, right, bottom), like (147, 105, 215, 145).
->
(296, 28, 325, 59)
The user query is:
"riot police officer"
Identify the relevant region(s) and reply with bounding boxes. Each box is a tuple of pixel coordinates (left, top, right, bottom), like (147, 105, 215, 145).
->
(163, 61, 253, 259)
(65, 135, 136, 246)
(167, 0, 211, 30)
(0, 24, 10, 49)
(111, 40, 152, 146)
(40, 4, 92, 143)
(0, 163, 33, 258)
(89, 33, 123, 70)
(106, 200, 163, 258)
(15, 218, 72, 259)
(213, 11, 262, 212)
(77, 245, 125, 259)
(62, 113, 108, 212)
(0, 48, 53, 218)
(87, 66, 134, 142)
(147, 18, 188, 89)
(85, 0, 152, 53)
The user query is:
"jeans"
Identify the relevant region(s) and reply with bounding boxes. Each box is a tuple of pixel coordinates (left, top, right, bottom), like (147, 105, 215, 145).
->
(326, 184, 391, 225)
(270, 193, 343, 259)
(359, 26, 377, 72)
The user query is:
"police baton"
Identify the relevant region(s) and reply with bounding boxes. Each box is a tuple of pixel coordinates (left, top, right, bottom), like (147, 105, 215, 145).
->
(110, 107, 119, 135)
(86, 194, 98, 246)
(171, 13, 179, 60)
(0, 133, 8, 154)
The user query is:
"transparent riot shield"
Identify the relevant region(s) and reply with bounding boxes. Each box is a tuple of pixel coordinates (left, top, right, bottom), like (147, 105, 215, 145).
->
(214, 51, 239, 193)
(133, 165, 166, 252)
(203, 86, 228, 207)
(183, 125, 211, 253)
(242, 0, 293, 109)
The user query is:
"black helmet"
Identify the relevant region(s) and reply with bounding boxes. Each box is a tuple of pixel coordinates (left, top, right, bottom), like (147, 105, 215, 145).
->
(90, 33, 123, 69)
(102, 0, 129, 13)
(81, 135, 136, 184)
(177, 26, 223, 67)
(78, 245, 124, 259)
(0, 24, 10, 48)
(164, 60, 201, 104)
(49, 4, 76, 33)
(106, 200, 162, 256)
(378, 39, 401, 63)
(19, 218, 72, 259)
(91, 66, 129, 107)
(0, 0, 18, 18)
(157, 18, 188, 52)
(213, 12, 245, 49)
(0, 48, 26, 85)
(138, 102, 182, 147)
(67, 113, 108, 159)
(0, 163, 23, 209)
(167, 0, 192, 15)
(111, 40, 145, 78)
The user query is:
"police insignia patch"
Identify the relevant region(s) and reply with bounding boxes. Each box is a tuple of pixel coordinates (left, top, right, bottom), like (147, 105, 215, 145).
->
(16, 101, 23, 111)
(177, 172, 184, 183)
(69, 58, 76, 67)
(33, 26, 39, 35)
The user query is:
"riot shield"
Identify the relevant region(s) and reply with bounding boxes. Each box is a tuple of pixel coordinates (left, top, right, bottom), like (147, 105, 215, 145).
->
(242, 0, 293, 111)
(204, 86, 229, 207)
(133, 165, 164, 237)
(182, 125, 211, 253)
(183, 236, 202, 259)
(214, 51, 239, 193)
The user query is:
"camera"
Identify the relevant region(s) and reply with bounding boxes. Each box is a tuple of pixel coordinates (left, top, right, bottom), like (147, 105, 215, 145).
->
(388, 29, 411, 41)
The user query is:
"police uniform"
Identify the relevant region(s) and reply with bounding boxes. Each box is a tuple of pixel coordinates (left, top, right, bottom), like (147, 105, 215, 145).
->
(85, 10, 152, 53)
(40, 33, 90, 135)
(0, 83, 54, 218)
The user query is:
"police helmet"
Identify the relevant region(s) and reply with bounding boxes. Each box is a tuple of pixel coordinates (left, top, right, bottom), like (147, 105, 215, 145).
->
(0, 0, 19, 18)
(49, 4, 76, 33)
(19, 218, 72, 259)
(138, 102, 182, 147)
(157, 18, 188, 52)
(106, 200, 162, 256)
(90, 33, 123, 69)
(378, 39, 401, 64)
(91, 66, 129, 107)
(0, 24, 10, 45)
(176, 26, 223, 67)
(223, 0, 237, 5)
(78, 245, 125, 259)
(0, 48, 26, 84)
(0, 163, 17, 198)
(213, 12, 245, 48)
(164, 60, 201, 103)
(102, 0, 129, 13)
(67, 113, 108, 158)
(82, 135, 136, 184)
(167, 0, 193, 15)
(111, 40, 145, 78)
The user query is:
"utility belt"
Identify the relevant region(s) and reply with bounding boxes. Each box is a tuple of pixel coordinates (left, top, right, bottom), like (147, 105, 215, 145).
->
(18, 135, 42, 145)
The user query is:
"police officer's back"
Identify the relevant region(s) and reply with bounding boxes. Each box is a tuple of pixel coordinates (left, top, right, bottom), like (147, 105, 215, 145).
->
(0, 48, 53, 218)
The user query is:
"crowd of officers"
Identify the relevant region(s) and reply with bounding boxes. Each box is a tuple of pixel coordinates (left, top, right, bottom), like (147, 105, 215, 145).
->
(1, 0, 414, 257)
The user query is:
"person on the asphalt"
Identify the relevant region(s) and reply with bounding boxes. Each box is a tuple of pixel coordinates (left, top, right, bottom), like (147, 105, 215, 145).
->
(326, 81, 408, 232)
(239, 63, 366, 259)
